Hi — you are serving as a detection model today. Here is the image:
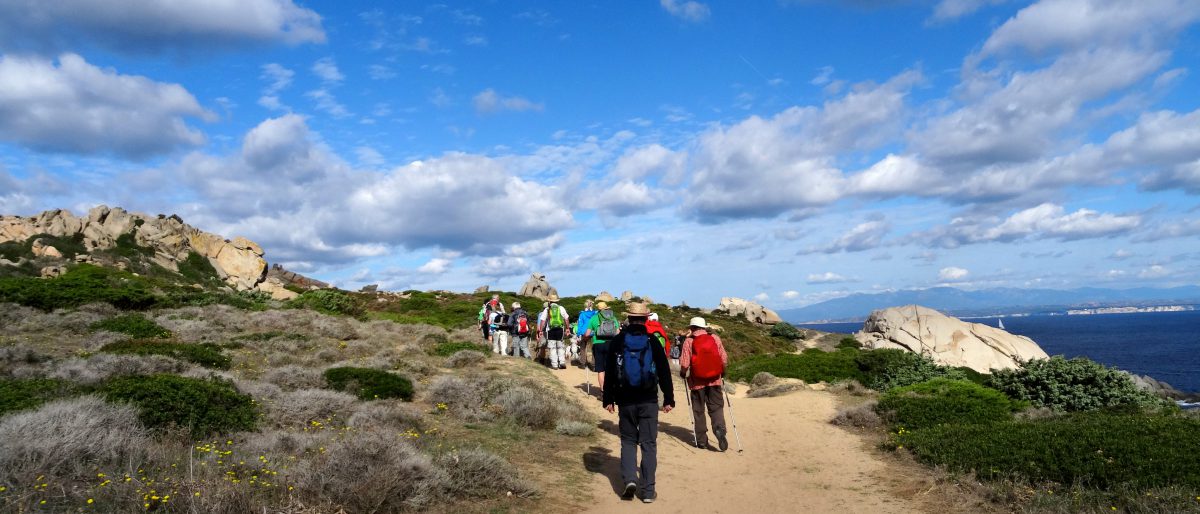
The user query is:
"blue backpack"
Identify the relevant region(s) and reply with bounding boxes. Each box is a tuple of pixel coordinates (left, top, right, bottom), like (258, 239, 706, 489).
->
(619, 331, 657, 390)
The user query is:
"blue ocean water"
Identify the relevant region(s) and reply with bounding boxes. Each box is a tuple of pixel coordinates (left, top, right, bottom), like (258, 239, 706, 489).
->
(799, 310, 1200, 393)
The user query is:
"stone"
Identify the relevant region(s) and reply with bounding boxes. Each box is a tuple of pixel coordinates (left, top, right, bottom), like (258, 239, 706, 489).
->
(854, 305, 1049, 373)
(718, 297, 783, 325)
(214, 242, 267, 290)
(1127, 372, 1186, 400)
(255, 277, 300, 301)
(30, 238, 63, 258)
(231, 236, 264, 256)
(361, 284, 379, 293)
(620, 291, 634, 302)
(746, 372, 807, 398)
(596, 291, 615, 302)
(40, 265, 65, 278)
(518, 273, 558, 300)
(474, 285, 489, 293)
(0, 258, 17, 267)
(74, 254, 91, 263)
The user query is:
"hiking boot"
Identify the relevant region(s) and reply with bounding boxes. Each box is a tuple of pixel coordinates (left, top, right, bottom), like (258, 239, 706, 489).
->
(622, 482, 637, 499)
(717, 433, 729, 452)
(641, 492, 656, 504)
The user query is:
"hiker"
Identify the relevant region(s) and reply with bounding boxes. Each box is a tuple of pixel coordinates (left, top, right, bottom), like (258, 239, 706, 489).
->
(602, 302, 674, 504)
(646, 312, 670, 355)
(478, 294, 505, 342)
(679, 316, 730, 451)
(538, 295, 570, 369)
(508, 302, 533, 358)
(573, 299, 598, 367)
(585, 301, 621, 391)
(490, 310, 510, 355)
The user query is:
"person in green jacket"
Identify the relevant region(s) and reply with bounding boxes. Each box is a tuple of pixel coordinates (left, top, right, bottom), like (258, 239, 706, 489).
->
(584, 301, 621, 392)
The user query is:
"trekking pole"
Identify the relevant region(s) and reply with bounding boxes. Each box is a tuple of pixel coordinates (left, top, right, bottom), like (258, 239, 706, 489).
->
(723, 385, 744, 453)
(683, 371, 699, 448)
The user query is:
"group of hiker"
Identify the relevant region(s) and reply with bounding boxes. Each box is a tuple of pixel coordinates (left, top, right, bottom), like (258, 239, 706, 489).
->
(477, 293, 736, 504)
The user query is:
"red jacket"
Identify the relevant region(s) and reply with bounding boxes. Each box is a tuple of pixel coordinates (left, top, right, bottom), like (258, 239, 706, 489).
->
(645, 320, 670, 355)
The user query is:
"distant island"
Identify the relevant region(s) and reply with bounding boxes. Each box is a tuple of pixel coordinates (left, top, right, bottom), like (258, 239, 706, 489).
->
(1065, 305, 1196, 315)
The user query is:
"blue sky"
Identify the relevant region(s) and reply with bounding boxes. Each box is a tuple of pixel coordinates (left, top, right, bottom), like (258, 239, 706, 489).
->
(2, 0, 1199, 309)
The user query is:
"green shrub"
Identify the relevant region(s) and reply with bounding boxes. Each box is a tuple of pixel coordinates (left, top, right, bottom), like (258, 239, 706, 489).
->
(877, 378, 1024, 430)
(836, 336, 862, 350)
(90, 313, 172, 339)
(324, 367, 414, 401)
(0, 264, 158, 311)
(769, 322, 802, 339)
(287, 289, 363, 317)
(894, 411, 1200, 490)
(855, 349, 966, 391)
(100, 374, 257, 435)
(727, 348, 865, 384)
(176, 251, 221, 284)
(0, 240, 25, 261)
(100, 340, 231, 369)
(112, 232, 154, 259)
(987, 356, 1169, 412)
(431, 341, 489, 357)
(0, 378, 80, 416)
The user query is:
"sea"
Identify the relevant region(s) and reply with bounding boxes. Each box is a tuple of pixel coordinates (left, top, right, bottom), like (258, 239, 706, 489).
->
(798, 310, 1200, 394)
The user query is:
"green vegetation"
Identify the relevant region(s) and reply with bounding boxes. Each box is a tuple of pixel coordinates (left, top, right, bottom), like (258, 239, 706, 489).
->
(176, 251, 222, 285)
(431, 341, 490, 357)
(111, 232, 154, 259)
(894, 411, 1200, 491)
(100, 374, 257, 435)
(287, 289, 364, 317)
(0, 264, 158, 311)
(835, 336, 862, 350)
(90, 313, 172, 339)
(876, 378, 1025, 430)
(769, 321, 802, 339)
(100, 340, 231, 369)
(855, 348, 968, 391)
(987, 356, 1169, 412)
(323, 367, 414, 401)
(728, 348, 864, 384)
(0, 378, 80, 417)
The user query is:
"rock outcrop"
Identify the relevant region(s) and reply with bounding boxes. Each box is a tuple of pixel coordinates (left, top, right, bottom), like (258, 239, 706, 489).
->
(266, 264, 328, 291)
(0, 206, 271, 294)
(718, 297, 783, 325)
(474, 285, 489, 293)
(518, 273, 558, 300)
(596, 291, 615, 302)
(854, 305, 1049, 373)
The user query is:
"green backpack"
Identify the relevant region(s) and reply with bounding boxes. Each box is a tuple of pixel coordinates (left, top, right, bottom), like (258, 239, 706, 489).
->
(548, 303, 565, 328)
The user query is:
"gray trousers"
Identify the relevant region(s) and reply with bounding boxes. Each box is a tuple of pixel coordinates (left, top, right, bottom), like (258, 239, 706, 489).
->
(511, 334, 531, 358)
(690, 385, 726, 447)
(618, 402, 659, 495)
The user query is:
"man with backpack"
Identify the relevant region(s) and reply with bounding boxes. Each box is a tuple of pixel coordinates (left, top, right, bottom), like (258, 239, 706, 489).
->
(490, 310, 510, 356)
(538, 295, 570, 369)
(478, 294, 505, 342)
(679, 316, 729, 451)
(602, 302, 674, 504)
(508, 302, 532, 359)
(585, 301, 621, 392)
(573, 299, 597, 368)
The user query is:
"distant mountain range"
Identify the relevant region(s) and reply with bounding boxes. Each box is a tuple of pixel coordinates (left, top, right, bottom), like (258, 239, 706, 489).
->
(780, 286, 1200, 323)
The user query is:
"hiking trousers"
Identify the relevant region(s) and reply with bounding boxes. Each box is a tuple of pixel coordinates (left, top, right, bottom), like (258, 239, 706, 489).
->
(546, 339, 565, 368)
(511, 335, 531, 358)
(618, 402, 659, 496)
(492, 330, 509, 355)
(690, 385, 727, 448)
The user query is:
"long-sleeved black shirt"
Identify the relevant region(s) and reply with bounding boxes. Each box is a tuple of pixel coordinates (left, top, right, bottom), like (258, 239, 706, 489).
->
(602, 323, 675, 408)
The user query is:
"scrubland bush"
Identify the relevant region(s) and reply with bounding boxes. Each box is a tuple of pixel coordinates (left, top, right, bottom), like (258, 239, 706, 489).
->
(90, 313, 171, 339)
(987, 356, 1169, 412)
(0, 264, 158, 311)
(0, 378, 80, 416)
(426, 374, 494, 422)
(348, 400, 424, 431)
(0, 346, 49, 377)
(855, 349, 967, 391)
(323, 366, 414, 401)
(836, 336, 862, 350)
(876, 378, 1024, 430)
(48, 353, 188, 385)
(727, 348, 864, 384)
(266, 388, 357, 427)
(555, 420, 595, 437)
(437, 448, 539, 498)
(0, 396, 147, 483)
(295, 431, 448, 511)
(446, 349, 487, 368)
(432, 341, 489, 356)
(831, 401, 883, 429)
(100, 374, 257, 435)
(286, 289, 363, 317)
(769, 322, 803, 339)
(496, 386, 559, 428)
(261, 365, 325, 390)
(100, 339, 230, 369)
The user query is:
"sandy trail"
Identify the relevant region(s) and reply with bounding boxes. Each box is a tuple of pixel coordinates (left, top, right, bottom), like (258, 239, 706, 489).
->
(552, 363, 922, 514)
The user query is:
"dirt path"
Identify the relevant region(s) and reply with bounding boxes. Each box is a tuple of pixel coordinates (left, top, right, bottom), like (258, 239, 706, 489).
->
(551, 364, 924, 514)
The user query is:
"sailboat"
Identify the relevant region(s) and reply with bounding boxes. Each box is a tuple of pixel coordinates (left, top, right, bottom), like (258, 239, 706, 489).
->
(997, 318, 1005, 330)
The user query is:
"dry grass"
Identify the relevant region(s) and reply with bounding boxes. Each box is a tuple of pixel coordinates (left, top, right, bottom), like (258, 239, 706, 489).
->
(446, 349, 487, 368)
(294, 430, 448, 511)
(47, 353, 191, 384)
(831, 400, 884, 429)
(0, 396, 148, 484)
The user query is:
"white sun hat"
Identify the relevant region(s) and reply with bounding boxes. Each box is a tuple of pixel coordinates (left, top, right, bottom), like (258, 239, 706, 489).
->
(688, 316, 707, 328)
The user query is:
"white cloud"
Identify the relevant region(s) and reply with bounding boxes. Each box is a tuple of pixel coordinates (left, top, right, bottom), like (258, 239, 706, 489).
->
(311, 57, 344, 83)
(305, 89, 350, 118)
(804, 220, 890, 254)
(0, 53, 209, 158)
(259, 63, 293, 111)
(921, 203, 1141, 247)
(473, 89, 544, 114)
(0, 0, 325, 53)
(354, 146, 385, 167)
(806, 272, 854, 284)
(753, 292, 770, 302)
(477, 256, 533, 279)
(504, 234, 564, 258)
(980, 0, 1200, 57)
(612, 144, 687, 184)
(939, 266, 970, 281)
(1138, 264, 1169, 279)
(1109, 249, 1134, 260)
(1133, 218, 1200, 242)
(660, 0, 710, 22)
(578, 180, 661, 218)
(782, 290, 800, 299)
(417, 258, 451, 275)
(931, 0, 1007, 22)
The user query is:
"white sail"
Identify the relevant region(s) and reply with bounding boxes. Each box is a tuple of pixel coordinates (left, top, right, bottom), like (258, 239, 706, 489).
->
(998, 318, 1005, 330)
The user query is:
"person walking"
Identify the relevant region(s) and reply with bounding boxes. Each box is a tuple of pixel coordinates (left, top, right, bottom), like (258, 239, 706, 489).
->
(585, 301, 621, 392)
(508, 302, 533, 358)
(538, 295, 570, 369)
(490, 310, 510, 355)
(602, 302, 674, 504)
(573, 299, 598, 368)
(678, 316, 729, 451)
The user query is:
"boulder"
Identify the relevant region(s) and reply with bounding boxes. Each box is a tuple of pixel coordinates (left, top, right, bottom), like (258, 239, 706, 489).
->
(1127, 373, 1186, 400)
(596, 291, 615, 302)
(255, 277, 300, 301)
(40, 265, 65, 278)
(746, 372, 807, 398)
(718, 297, 783, 325)
(474, 285, 489, 293)
(361, 284, 379, 293)
(214, 241, 267, 290)
(30, 238, 62, 258)
(854, 305, 1049, 373)
(518, 273, 558, 300)
(621, 291, 634, 302)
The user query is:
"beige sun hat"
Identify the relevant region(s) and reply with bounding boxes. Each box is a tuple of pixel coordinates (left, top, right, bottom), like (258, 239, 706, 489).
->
(623, 302, 652, 318)
(597, 301, 609, 310)
(547, 294, 560, 302)
(689, 316, 707, 328)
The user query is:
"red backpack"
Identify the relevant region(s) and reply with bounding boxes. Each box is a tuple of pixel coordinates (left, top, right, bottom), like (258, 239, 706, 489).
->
(689, 333, 723, 380)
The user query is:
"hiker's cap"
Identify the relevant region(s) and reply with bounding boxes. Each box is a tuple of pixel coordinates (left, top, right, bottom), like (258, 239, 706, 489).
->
(623, 302, 651, 318)
(512, 302, 520, 309)
(597, 301, 609, 310)
(648, 313, 659, 322)
(547, 294, 560, 302)
(689, 316, 707, 328)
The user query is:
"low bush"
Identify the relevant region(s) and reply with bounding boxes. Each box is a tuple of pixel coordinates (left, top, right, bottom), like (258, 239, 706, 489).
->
(266, 389, 357, 427)
(876, 378, 1024, 430)
(295, 431, 448, 511)
(769, 322, 802, 340)
(99, 374, 257, 436)
(323, 367, 413, 401)
(894, 411, 1200, 490)
(112, 232, 154, 259)
(287, 289, 363, 317)
(836, 336, 862, 350)
(176, 250, 222, 285)
(426, 374, 492, 422)
(0, 264, 158, 311)
(727, 348, 864, 384)
(348, 401, 424, 431)
(495, 386, 559, 429)
(48, 354, 188, 385)
(446, 349, 487, 368)
(830, 401, 883, 429)
(555, 420, 596, 437)
(854, 349, 967, 391)
(437, 448, 538, 499)
(0, 378, 81, 417)
(987, 356, 1169, 412)
(90, 313, 172, 339)
(100, 339, 230, 369)
(431, 341, 489, 357)
(0, 396, 148, 484)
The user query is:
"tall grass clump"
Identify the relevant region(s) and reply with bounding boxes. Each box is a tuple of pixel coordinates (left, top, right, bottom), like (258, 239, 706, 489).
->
(987, 356, 1170, 412)
(90, 313, 172, 339)
(100, 374, 257, 435)
(100, 340, 230, 369)
(323, 367, 414, 401)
